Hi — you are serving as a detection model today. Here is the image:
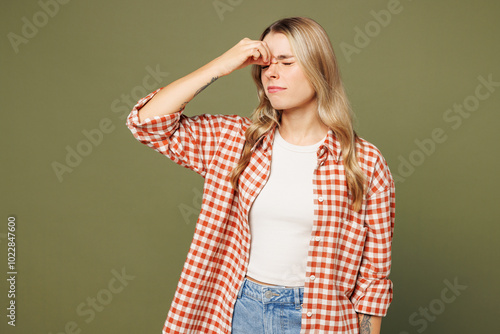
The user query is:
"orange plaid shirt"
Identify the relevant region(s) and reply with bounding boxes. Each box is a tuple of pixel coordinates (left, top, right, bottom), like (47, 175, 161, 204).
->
(126, 88, 395, 334)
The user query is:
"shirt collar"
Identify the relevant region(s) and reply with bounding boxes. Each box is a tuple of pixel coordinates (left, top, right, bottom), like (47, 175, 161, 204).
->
(321, 128, 341, 162)
(251, 125, 341, 162)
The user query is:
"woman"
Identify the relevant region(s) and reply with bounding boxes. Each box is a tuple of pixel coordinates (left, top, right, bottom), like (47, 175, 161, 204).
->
(127, 17, 395, 334)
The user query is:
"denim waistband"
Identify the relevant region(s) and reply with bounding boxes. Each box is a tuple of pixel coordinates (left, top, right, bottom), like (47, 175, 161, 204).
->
(238, 278, 304, 310)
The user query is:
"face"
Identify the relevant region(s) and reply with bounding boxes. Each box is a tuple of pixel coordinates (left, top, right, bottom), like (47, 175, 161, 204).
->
(261, 32, 317, 113)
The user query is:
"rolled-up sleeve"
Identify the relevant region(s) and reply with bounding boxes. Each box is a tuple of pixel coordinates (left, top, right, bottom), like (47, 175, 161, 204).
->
(350, 156, 396, 316)
(126, 89, 242, 178)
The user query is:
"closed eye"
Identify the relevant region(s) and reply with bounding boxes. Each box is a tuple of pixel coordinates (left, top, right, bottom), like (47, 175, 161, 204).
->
(261, 62, 294, 70)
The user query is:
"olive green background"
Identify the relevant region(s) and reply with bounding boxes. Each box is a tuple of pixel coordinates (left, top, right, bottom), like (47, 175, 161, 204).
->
(1, 0, 499, 333)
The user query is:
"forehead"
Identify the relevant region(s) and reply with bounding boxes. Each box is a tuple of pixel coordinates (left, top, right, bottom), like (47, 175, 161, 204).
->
(262, 32, 294, 58)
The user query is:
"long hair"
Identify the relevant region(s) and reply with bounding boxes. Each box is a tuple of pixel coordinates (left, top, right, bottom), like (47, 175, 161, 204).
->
(229, 17, 366, 211)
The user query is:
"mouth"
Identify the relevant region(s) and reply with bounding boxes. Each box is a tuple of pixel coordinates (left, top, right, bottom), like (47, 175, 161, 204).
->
(267, 86, 286, 94)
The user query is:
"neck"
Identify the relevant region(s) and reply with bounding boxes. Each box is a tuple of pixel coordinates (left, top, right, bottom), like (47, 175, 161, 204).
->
(278, 102, 329, 146)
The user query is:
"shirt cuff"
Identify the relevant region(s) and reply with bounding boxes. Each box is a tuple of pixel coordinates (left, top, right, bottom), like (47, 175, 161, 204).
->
(126, 88, 184, 138)
(351, 277, 393, 316)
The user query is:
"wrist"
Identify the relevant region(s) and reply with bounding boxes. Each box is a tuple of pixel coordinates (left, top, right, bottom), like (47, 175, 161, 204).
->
(205, 56, 230, 78)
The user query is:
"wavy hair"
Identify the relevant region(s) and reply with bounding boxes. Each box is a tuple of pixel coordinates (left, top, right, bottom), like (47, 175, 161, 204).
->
(229, 17, 366, 211)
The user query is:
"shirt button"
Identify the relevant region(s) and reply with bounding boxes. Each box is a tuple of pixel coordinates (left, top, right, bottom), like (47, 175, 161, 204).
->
(307, 311, 313, 317)
(310, 275, 316, 281)
(318, 197, 324, 203)
(315, 236, 322, 242)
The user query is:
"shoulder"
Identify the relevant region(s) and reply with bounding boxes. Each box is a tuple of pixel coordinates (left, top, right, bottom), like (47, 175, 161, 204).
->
(356, 137, 394, 195)
(356, 137, 386, 169)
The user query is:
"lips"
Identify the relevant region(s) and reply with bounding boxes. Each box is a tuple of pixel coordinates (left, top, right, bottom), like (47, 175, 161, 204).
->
(267, 86, 286, 94)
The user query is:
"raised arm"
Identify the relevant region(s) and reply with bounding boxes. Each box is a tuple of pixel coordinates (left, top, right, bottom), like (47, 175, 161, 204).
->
(137, 38, 272, 123)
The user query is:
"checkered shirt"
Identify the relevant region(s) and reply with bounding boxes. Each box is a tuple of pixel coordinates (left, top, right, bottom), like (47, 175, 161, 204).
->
(126, 88, 395, 334)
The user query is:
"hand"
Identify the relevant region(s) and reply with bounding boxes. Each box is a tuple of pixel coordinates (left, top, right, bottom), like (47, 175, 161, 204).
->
(212, 38, 271, 77)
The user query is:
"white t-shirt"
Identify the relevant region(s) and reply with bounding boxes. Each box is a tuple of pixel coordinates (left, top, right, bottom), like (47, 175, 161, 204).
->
(246, 128, 326, 286)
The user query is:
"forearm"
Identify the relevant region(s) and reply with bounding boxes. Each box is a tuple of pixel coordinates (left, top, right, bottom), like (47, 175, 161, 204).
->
(137, 58, 223, 123)
(358, 313, 382, 334)
(136, 37, 272, 123)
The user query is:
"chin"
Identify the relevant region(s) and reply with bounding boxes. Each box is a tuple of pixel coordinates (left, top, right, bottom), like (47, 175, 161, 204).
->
(268, 100, 289, 111)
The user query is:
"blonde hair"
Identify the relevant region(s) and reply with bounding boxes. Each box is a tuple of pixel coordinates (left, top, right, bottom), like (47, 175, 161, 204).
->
(229, 17, 366, 211)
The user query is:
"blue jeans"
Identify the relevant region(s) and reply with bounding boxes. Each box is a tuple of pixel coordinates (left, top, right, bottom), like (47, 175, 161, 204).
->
(231, 278, 304, 334)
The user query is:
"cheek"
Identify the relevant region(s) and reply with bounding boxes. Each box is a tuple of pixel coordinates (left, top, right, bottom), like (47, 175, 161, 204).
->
(289, 68, 309, 89)
(288, 72, 314, 97)
(261, 74, 270, 89)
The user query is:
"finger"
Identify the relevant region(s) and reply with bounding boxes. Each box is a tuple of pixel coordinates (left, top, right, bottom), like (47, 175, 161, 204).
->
(245, 41, 269, 62)
(255, 47, 269, 63)
(249, 55, 270, 66)
(252, 58, 269, 66)
(250, 48, 261, 61)
(258, 41, 271, 62)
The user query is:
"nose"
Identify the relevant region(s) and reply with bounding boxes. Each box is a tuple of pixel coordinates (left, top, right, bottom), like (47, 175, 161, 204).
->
(264, 59, 279, 79)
